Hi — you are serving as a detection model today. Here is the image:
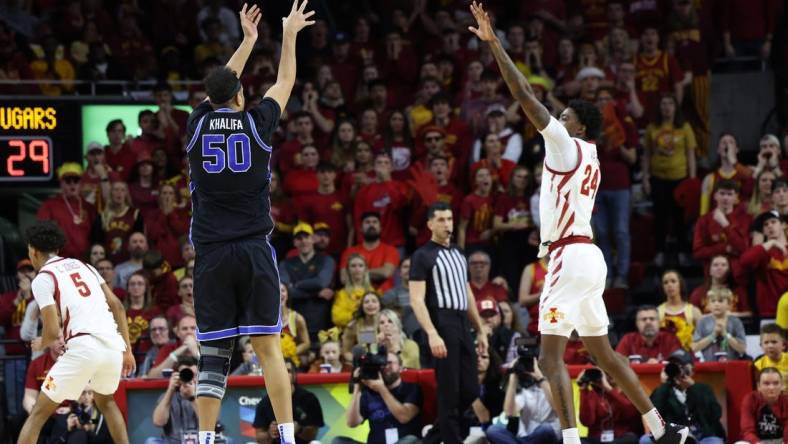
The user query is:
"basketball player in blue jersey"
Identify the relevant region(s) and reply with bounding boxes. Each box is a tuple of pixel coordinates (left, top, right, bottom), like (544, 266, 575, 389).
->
(185, 3, 314, 444)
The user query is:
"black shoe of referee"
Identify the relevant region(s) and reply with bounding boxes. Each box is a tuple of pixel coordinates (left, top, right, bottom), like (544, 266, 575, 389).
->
(651, 423, 697, 444)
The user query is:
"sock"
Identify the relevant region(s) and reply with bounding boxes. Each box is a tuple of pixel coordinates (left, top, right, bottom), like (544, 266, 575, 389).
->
(278, 422, 295, 444)
(644, 408, 666, 439)
(199, 431, 215, 444)
(562, 428, 581, 444)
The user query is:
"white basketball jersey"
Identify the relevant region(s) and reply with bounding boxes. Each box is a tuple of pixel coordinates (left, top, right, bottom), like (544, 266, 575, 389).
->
(32, 257, 126, 351)
(538, 118, 600, 258)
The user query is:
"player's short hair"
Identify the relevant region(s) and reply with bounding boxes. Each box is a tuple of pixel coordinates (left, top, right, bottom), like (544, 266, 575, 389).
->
(106, 119, 125, 133)
(713, 178, 740, 194)
(203, 66, 241, 105)
(761, 323, 784, 339)
(427, 201, 452, 220)
(567, 99, 602, 141)
(26, 221, 66, 254)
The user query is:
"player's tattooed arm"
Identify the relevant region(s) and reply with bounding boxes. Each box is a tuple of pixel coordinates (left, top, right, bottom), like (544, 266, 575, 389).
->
(468, 2, 551, 131)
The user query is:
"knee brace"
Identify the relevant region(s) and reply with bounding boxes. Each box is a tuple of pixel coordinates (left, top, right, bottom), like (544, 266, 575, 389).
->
(197, 338, 235, 400)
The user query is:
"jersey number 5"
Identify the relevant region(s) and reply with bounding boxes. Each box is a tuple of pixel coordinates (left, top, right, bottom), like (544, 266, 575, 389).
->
(580, 165, 599, 199)
(69, 273, 91, 297)
(201, 133, 251, 173)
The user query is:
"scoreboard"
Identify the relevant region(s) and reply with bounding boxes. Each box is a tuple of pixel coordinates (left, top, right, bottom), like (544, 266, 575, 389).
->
(0, 102, 82, 184)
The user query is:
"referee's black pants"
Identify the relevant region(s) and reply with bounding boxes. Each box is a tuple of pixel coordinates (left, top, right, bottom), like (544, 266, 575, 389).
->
(434, 309, 479, 444)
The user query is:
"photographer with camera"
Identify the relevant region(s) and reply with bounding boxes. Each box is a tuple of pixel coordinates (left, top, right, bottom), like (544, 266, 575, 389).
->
(577, 368, 641, 444)
(638, 357, 725, 444)
(485, 356, 559, 444)
(333, 351, 422, 444)
(38, 387, 112, 444)
(146, 356, 201, 444)
(253, 359, 324, 444)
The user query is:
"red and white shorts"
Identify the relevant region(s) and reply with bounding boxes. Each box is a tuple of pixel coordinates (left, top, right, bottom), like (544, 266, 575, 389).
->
(41, 335, 123, 403)
(538, 242, 609, 337)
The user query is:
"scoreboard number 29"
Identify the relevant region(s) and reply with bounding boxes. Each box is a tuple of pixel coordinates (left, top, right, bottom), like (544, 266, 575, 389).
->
(0, 136, 53, 182)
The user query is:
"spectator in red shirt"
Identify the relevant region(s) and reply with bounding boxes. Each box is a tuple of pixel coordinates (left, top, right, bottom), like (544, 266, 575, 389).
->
(468, 251, 508, 303)
(340, 212, 400, 292)
(130, 109, 166, 158)
(142, 250, 180, 312)
(283, 144, 320, 197)
(277, 111, 315, 175)
(147, 314, 199, 378)
(0, 259, 37, 356)
(722, 0, 778, 60)
(353, 152, 408, 248)
(427, 92, 473, 175)
(146, 183, 190, 269)
(166, 276, 195, 328)
(153, 82, 189, 158)
(408, 156, 464, 246)
(23, 336, 65, 414)
(578, 368, 642, 443)
(692, 179, 751, 275)
(739, 367, 788, 444)
(37, 162, 96, 260)
(494, 166, 537, 291)
(298, 162, 353, 256)
(340, 139, 376, 200)
(124, 271, 161, 364)
(470, 132, 517, 193)
(458, 167, 495, 254)
(740, 210, 788, 318)
(689, 255, 751, 317)
(103, 119, 137, 182)
(128, 153, 160, 216)
(699, 134, 754, 216)
(634, 26, 685, 125)
(358, 108, 382, 146)
(615, 305, 682, 363)
(379, 110, 416, 181)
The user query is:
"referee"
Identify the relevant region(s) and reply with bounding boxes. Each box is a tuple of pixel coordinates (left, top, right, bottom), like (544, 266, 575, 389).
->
(409, 201, 489, 444)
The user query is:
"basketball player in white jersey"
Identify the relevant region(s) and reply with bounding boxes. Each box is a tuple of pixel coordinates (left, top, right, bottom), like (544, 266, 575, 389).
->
(18, 221, 135, 444)
(470, 4, 694, 444)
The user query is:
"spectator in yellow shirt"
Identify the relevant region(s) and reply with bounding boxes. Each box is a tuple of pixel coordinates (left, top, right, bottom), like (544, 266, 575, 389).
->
(29, 36, 75, 96)
(754, 323, 788, 392)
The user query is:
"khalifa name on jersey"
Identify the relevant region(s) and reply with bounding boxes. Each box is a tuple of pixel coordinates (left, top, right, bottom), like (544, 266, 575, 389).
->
(209, 117, 243, 131)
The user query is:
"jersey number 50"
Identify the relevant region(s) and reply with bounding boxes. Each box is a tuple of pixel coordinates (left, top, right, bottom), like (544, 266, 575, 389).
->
(580, 165, 600, 199)
(201, 133, 251, 173)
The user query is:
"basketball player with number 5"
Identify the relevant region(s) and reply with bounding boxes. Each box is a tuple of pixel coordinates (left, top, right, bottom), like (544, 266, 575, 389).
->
(18, 221, 135, 444)
(469, 2, 695, 444)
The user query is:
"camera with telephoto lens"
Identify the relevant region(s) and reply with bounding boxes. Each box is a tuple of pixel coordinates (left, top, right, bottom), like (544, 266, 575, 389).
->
(577, 368, 603, 388)
(355, 344, 388, 380)
(664, 360, 687, 386)
(70, 402, 93, 425)
(179, 367, 194, 384)
(508, 336, 539, 387)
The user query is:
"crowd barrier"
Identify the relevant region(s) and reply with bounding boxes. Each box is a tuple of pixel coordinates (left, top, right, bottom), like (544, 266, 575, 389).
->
(116, 361, 752, 444)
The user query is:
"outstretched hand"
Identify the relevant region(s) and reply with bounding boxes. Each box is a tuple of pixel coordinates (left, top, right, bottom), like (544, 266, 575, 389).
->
(406, 163, 439, 205)
(468, 2, 496, 42)
(239, 3, 262, 40)
(283, 0, 316, 35)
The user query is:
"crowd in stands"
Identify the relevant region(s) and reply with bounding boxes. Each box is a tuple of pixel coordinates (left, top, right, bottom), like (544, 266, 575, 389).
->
(2, 0, 788, 442)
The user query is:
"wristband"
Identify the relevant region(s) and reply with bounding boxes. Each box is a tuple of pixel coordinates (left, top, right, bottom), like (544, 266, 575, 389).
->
(169, 352, 178, 362)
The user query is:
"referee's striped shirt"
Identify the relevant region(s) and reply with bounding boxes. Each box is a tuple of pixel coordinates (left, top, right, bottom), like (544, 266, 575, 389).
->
(409, 241, 468, 311)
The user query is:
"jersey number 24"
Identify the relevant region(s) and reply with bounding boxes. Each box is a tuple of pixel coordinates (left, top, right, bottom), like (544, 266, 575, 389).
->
(201, 133, 251, 173)
(580, 165, 600, 199)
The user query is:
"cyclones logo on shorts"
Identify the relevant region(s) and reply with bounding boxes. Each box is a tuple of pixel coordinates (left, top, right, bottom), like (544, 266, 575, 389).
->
(543, 307, 565, 324)
(43, 375, 56, 391)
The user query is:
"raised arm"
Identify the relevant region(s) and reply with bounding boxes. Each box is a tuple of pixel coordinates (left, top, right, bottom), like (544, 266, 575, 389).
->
(264, 0, 315, 113)
(226, 4, 263, 78)
(469, 2, 550, 131)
